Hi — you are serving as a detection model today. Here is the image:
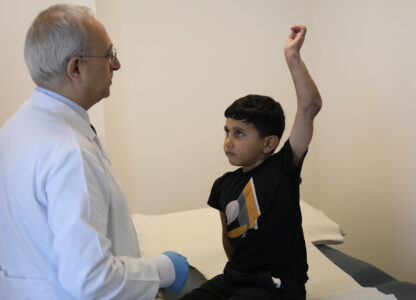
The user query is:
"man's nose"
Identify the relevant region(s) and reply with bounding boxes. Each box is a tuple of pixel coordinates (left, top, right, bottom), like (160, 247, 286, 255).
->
(112, 57, 121, 70)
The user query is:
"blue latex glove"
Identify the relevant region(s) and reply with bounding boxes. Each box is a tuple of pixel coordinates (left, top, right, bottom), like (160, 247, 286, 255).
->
(163, 251, 189, 292)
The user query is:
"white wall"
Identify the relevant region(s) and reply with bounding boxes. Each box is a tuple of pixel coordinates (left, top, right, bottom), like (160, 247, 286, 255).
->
(95, 0, 316, 213)
(308, 0, 416, 285)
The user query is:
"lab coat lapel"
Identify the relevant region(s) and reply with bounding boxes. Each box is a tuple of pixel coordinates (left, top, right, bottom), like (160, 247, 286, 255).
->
(28, 89, 111, 163)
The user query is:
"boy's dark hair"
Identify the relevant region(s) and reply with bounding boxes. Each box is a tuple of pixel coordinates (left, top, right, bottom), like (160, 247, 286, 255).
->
(225, 94, 285, 139)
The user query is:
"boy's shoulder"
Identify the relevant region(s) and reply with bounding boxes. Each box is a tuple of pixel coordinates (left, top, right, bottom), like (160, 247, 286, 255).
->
(214, 168, 243, 185)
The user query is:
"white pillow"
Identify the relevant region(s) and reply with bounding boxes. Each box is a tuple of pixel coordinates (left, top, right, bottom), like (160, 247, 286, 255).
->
(300, 200, 345, 245)
(131, 200, 344, 279)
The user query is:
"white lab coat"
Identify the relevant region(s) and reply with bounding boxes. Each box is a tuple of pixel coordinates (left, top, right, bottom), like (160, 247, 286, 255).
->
(0, 89, 174, 299)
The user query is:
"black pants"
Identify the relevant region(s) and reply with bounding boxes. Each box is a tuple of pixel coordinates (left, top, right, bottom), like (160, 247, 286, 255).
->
(179, 265, 306, 300)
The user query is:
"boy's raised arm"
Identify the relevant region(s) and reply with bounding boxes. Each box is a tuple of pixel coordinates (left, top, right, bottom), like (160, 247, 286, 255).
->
(285, 25, 322, 166)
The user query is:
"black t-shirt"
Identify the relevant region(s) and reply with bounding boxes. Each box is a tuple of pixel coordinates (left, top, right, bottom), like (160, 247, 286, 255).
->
(208, 140, 308, 283)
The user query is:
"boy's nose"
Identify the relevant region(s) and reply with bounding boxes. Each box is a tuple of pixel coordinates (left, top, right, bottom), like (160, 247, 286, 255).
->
(224, 136, 233, 148)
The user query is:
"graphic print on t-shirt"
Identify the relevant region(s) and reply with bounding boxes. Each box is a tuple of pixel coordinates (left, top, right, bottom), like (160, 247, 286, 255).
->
(225, 178, 261, 239)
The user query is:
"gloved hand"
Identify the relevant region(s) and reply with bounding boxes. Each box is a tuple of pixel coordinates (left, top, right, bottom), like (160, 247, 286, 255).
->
(163, 251, 189, 292)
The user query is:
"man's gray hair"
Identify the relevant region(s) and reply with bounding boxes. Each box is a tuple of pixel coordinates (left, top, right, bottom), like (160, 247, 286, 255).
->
(24, 4, 95, 86)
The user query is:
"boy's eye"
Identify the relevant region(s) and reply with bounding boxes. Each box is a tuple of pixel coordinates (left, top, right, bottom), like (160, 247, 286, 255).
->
(235, 130, 244, 137)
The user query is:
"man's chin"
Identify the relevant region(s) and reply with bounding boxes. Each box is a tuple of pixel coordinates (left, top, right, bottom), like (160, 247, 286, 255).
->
(102, 90, 111, 99)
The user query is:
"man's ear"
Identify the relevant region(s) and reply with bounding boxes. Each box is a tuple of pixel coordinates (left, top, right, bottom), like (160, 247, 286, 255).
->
(66, 56, 82, 83)
(263, 135, 279, 154)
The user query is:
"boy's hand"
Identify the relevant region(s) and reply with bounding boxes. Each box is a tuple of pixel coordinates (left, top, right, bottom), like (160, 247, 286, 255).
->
(284, 25, 307, 62)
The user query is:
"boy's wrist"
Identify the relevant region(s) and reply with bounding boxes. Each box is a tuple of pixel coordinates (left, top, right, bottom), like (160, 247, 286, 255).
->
(285, 53, 302, 68)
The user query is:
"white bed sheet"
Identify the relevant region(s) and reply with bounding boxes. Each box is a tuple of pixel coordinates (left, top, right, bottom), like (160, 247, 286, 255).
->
(305, 242, 395, 300)
(131, 205, 395, 299)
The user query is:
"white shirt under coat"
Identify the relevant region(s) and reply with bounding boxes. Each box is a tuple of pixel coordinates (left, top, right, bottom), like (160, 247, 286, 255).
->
(0, 88, 174, 299)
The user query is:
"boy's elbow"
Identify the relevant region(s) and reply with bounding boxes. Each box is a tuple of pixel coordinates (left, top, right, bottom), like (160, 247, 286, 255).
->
(304, 98, 322, 121)
(313, 97, 322, 115)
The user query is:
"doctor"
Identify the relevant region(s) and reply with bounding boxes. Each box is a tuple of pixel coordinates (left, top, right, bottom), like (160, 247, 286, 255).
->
(0, 4, 188, 300)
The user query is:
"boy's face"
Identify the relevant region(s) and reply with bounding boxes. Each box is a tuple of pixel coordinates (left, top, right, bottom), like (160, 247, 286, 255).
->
(224, 118, 269, 172)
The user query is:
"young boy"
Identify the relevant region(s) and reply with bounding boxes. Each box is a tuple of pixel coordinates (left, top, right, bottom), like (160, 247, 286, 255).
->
(181, 25, 322, 300)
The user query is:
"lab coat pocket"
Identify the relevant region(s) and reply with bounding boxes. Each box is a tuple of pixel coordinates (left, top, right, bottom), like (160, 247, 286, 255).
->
(0, 270, 54, 300)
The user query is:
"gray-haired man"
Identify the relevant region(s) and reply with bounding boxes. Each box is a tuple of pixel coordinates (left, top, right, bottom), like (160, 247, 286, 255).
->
(0, 4, 188, 299)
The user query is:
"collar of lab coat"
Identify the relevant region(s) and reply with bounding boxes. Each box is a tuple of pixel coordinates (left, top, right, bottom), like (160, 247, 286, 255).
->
(29, 88, 96, 141)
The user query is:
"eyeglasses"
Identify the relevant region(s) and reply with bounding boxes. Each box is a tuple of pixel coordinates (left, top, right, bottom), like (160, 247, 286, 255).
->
(79, 47, 117, 66)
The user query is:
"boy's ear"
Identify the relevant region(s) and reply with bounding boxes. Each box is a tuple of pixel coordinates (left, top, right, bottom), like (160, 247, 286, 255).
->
(263, 135, 279, 154)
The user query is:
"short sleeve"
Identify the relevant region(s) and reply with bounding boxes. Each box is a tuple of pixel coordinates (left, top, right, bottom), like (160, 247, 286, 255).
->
(207, 177, 223, 211)
(275, 140, 308, 184)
